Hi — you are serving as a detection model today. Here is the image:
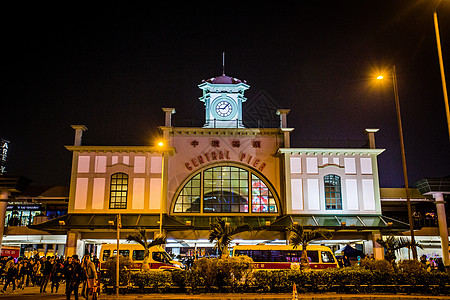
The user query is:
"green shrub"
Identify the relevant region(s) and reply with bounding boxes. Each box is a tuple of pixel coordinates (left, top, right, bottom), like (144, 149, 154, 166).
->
(360, 258, 394, 272)
(186, 256, 255, 291)
(398, 259, 426, 274)
(125, 262, 450, 295)
(130, 271, 173, 290)
(171, 269, 187, 288)
(102, 255, 133, 286)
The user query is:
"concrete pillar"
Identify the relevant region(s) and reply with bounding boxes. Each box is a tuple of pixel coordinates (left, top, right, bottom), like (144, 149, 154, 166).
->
(276, 109, 291, 129)
(162, 108, 176, 127)
(71, 125, 88, 146)
(434, 192, 450, 266)
(65, 231, 81, 258)
(0, 191, 10, 253)
(364, 128, 379, 149)
(371, 230, 384, 260)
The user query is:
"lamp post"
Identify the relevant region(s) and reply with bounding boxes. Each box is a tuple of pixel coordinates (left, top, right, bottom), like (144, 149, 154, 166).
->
(433, 11, 450, 142)
(158, 141, 165, 237)
(377, 65, 418, 260)
(116, 213, 121, 296)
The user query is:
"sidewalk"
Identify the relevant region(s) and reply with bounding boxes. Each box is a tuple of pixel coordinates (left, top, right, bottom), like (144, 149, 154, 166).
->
(0, 283, 449, 300)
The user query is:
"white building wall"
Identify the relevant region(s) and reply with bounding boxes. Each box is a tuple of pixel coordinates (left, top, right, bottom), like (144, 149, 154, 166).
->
(68, 150, 163, 213)
(285, 149, 384, 215)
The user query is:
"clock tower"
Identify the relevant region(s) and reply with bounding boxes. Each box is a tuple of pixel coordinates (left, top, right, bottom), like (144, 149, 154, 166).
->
(199, 74, 249, 128)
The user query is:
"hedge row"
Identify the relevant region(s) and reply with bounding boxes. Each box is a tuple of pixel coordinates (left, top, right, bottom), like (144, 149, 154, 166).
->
(103, 257, 450, 295)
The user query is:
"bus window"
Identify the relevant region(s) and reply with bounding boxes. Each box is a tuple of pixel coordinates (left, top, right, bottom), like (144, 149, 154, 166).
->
(306, 251, 319, 263)
(286, 250, 301, 262)
(153, 252, 171, 263)
(234, 250, 249, 257)
(103, 250, 111, 260)
(133, 250, 146, 261)
(321, 251, 335, 263)
(112, 249, 130, 258)
(270, 250, 285, 262)
(250, 250, 270, 262)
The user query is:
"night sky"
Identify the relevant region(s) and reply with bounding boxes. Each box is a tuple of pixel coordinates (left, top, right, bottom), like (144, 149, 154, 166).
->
(2, 1, 450, 188)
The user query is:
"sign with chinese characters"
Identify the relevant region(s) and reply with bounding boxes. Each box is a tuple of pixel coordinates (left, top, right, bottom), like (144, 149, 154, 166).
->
(1, 139, 9, 175)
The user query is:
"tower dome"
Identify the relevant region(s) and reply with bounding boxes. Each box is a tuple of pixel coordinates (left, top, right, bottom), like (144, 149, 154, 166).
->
(202, 75, 247, 85)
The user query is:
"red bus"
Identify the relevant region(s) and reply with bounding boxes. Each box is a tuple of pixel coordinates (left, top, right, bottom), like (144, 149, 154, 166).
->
(233, 244, 339, 270)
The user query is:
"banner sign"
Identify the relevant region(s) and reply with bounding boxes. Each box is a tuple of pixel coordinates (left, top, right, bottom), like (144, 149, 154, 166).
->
(1, 139, 9, 175)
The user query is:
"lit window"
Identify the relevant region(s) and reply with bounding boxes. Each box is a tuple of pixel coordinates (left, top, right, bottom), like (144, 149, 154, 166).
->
(109, 173, 128, 209)
(174, 165, 277, 214)
(324, 174, 342, 210)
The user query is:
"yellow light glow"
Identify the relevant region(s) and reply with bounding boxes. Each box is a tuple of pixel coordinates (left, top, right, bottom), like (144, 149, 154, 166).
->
(158, 141, 164, 147)
(377, 75, 384, 80)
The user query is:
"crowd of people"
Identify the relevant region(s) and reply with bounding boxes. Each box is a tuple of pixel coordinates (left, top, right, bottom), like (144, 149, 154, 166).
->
(420, 254, 446, 272)
(0, 254, 99, 299)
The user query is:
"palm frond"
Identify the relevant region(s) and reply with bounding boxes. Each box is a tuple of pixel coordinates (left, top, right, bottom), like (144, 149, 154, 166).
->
(148, 236, 167, 247)
(208, 217, 251, 256)
(288, 224, 332, 249)
(126, 228, 166, 249)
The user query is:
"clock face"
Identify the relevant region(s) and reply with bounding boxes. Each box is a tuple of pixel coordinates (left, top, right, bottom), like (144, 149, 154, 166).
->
(215, 100, 233, 117)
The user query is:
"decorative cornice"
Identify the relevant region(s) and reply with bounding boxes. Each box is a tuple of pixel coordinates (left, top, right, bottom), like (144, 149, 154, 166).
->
(65, 146, 176, 155)
(159, 126, 283, 136)
(278, 148, 385, 156)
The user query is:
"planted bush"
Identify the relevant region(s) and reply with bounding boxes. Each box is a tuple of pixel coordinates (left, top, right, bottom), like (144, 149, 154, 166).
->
(123, 258, 450, 295)
(130, 271, 173, 292)
(102, 255, 133, 287)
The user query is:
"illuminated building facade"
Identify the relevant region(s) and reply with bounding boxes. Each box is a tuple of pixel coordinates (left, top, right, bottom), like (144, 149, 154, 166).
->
(31, 72, 410, 259)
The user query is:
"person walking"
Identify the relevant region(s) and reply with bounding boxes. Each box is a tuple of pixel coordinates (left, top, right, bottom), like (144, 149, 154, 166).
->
(1, 259, 18, 293)
(18, 260, 29, 289)
(51, 257, 63, 293)
(81, 254, 98, 299)
(65, 255, 82, 300)
(33, 259, 42, 287)
(40, 256, 53, 293)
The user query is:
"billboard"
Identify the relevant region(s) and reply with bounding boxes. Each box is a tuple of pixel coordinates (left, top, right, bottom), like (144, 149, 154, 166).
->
(1, 139, 9, 175)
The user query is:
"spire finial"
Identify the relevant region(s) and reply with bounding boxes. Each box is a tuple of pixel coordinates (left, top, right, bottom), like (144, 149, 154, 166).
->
(222, 52, 225, 75)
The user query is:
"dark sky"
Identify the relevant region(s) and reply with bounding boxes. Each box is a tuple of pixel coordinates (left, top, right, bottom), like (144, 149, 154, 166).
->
(2, 1, 450, 188)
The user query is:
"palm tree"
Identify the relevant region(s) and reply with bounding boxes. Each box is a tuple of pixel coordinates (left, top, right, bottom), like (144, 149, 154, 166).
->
(126, 228, 167, 271)
(208, 217, 251, 258)
(376, 234, 422, 263)
(288, 224, 333, 270)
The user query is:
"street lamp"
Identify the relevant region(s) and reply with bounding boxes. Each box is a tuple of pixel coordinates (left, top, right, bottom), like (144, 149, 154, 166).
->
(377, 65, 418, 260)
(158, 141, 165, 237)
(433, 11, 450, 142)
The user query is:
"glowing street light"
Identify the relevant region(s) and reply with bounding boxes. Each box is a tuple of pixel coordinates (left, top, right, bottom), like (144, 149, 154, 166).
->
(376, 65, 418, 260)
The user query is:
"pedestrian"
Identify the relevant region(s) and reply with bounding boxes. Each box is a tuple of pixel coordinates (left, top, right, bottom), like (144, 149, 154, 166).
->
(40, 256, 53, 293)
(1, 259, 18, 293)
(18, 260, 28, 289)
(65, 255, 82, 300)
(51, 257, 63, 293)
(343, 255, 351, 267)
(33, 259, 42, 287)
(26, 259, 33, 287)
(81, 254, 98, 298)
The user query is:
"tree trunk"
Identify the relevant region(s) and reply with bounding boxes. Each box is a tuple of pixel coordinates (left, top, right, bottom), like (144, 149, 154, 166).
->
(300, 245, 310, 270)
(221, 245, 229, 259)
(141, 249, 150, 271)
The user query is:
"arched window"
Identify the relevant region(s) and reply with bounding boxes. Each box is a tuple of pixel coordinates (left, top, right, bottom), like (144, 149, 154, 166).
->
(324, 174, 342, 210)
(110, 173, 128, 209)
(174, 165, 278, 214)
